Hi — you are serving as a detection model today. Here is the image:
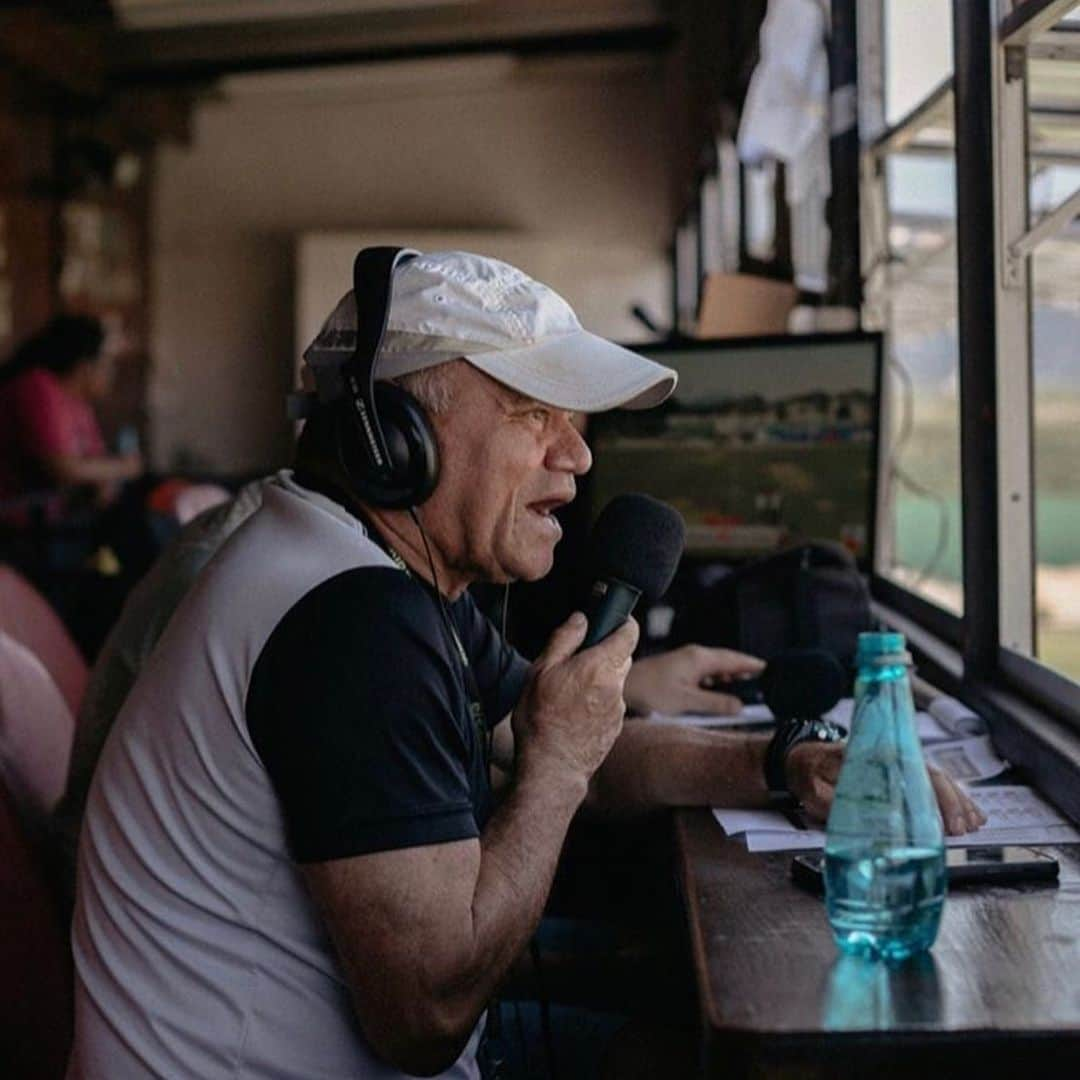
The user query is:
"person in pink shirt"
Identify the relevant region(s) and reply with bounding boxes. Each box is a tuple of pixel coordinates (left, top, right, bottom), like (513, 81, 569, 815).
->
(0, 315, 143, 519)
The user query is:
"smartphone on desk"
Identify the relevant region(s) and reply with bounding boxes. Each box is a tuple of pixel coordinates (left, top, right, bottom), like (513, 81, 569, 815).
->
(791, 846, 1060, 895)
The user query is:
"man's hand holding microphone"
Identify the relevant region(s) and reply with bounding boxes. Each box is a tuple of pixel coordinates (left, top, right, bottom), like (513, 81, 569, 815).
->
(512, 494, 683, 800)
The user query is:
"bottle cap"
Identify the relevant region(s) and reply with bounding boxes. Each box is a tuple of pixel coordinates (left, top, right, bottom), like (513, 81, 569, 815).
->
(856, 631, 912, 668)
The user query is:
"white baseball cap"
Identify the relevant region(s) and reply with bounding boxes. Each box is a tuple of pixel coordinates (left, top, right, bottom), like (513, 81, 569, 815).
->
(298, 249, 677, 414)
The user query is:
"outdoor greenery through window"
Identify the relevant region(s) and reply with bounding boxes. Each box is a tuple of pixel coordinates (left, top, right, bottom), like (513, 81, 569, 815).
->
(880, 153, 962, 613)
(876, 0, 963, 614)
(1029, 149, 1080, 677)
(860, 1, 1080, 716)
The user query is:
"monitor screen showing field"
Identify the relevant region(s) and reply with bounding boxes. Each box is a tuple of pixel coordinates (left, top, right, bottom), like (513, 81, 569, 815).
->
(589, 335, 880, 564)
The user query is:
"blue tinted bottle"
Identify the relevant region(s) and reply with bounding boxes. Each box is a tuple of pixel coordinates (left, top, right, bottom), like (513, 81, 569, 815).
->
(824, 632, 945, 960)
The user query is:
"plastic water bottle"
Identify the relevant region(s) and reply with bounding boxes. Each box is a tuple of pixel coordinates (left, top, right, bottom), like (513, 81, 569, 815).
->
(824, 632, 945, 960)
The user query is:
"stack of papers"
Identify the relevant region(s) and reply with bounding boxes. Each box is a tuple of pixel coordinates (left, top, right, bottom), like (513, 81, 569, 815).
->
(647, 693, 1077, 852)
(647, 697, 955, 741)
(713, 785, 1080, 853)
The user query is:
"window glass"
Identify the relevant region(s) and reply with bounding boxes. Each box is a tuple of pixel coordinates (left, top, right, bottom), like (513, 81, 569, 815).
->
(871, 3, 962, 614)
(1027, 39, 1080, 683)
(1030, 174, 1080, 681)
(884, 0, 953, 125)
(877, 148, 963, 614)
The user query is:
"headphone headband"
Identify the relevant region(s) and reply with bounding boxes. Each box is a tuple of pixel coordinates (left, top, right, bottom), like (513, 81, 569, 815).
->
(333, 246, 438, 510)
(340, 246, 417, 479)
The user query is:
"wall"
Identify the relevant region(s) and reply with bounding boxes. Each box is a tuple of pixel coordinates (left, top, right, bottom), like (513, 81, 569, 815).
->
(150, 51, 676, 474)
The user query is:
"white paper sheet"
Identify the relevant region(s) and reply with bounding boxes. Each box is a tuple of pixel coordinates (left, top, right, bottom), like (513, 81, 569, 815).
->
(924, 735, 1008, 783)
(744, 822, 1080, 853)
(714, 784, 1079, 853)
(646, 697, 951, 740)
(645, 704, 774, 729)
(926, 694, 986, 736)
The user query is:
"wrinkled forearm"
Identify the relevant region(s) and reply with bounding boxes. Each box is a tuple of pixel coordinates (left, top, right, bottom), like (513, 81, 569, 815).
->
(468, 761, 587, 979)
(585, 720, 772, 818)
(359, 762, 588, 1075)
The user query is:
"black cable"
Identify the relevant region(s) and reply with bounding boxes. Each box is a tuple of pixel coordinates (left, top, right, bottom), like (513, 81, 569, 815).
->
(529, 937, 557, 1080)
(512, 1000, 530, 1078)
(372, 500, 542, 1079)
(491, 582, 558, 1080)
(407, 505, 515, 1080)
(885, 354, 953, 588)
(500, 581, 511, 652)
(407, 506, 489, 730)
(409, 506, 446, 608)
(488, 581, 512, 767)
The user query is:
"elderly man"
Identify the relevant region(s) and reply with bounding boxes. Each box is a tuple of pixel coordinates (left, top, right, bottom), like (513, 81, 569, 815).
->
(69, 250, 982, 1080)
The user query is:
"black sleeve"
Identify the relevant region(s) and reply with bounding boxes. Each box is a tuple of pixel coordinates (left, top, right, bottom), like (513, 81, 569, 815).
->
(246, 568, 479, 863)
(450, 590, 530, 727)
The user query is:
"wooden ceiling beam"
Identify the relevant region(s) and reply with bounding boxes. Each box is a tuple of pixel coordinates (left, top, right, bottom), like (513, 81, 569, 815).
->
(0, 9, 106, 98)
(108, 0, 673, 84)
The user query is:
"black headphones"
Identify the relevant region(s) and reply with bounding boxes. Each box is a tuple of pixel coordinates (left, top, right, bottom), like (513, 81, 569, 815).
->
(335, 246, 440, 509)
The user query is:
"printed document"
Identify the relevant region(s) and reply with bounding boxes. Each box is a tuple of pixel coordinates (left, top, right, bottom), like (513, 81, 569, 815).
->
(713, 784, 1079, 853)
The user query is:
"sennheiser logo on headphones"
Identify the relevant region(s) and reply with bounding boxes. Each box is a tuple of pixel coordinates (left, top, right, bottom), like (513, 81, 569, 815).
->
(316, 329, 355, 350)
(346, 373, 386, 470)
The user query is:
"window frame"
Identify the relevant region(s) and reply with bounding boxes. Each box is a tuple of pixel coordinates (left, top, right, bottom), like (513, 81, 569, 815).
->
(861, 6, 965, 646)
(861, 0, 1080, 730)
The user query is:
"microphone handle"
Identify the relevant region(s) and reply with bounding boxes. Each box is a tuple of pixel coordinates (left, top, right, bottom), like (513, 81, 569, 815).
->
(579, 578, 642, 651)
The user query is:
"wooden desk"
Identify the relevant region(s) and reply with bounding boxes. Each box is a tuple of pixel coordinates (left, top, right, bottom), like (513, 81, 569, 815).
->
(675, 809, 1080, 1077)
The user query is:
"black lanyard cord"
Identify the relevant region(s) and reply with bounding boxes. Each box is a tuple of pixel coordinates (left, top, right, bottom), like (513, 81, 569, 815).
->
(400, 508, 489, 761)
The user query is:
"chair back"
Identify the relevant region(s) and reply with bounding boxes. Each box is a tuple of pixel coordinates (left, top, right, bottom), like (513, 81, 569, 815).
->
(0, 630, 75, 826)
(0, 564, 88, 715)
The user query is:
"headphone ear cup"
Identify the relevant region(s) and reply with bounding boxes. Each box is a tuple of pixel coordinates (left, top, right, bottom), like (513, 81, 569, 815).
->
(338, 383, 439, 509)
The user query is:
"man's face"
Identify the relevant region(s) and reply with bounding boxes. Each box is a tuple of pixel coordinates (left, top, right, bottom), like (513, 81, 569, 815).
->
(424, 362, 592, 585)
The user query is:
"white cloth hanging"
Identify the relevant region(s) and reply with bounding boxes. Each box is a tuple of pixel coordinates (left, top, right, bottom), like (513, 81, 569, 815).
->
(737, 0, 831, 293)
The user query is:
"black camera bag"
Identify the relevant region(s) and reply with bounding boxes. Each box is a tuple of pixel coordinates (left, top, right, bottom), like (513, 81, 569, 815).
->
(669, 541, 872, 669)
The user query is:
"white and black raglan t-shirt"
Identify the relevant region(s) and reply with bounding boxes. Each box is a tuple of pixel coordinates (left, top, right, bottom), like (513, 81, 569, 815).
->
(69, 473, 529, 1080)
(246, 557, 523, 861)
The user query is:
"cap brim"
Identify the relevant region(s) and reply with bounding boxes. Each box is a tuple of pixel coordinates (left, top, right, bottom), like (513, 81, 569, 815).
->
(462, 330, 677, 412)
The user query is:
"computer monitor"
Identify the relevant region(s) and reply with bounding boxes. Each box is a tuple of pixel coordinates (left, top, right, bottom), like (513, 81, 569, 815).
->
(588, 332, 882, 569)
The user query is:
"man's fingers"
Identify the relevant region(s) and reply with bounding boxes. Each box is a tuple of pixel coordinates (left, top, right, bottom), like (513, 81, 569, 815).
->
(802, 778, 834, 822)
(691, 646, 765, 680)
(930, 768, 985, 835)
(680, 687, 744, 716)
(537, 612, 589, 668)
(589, 616, 639, 664)
(951, 777, 987, 831)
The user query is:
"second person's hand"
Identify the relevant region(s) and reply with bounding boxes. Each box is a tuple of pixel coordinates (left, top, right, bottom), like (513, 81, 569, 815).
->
(623, 644, 765, 717)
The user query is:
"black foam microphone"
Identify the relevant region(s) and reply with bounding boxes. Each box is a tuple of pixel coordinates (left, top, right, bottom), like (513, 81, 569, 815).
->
(760, 648, 848, 723)
(579, 494, 685, 651)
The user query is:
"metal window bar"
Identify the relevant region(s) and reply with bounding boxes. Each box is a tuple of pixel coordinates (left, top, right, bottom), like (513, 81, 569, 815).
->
(1027, 25, 1080, 59)
(995, 0, 1080, 709)
(1000, 0, 1079, 46)
(1010, 183, 1080, 259)
(861, 1, 967, 626)
(866, 76, 954, 158)
(992, 0, 1037, 660)
(954, 0, 1002, 679)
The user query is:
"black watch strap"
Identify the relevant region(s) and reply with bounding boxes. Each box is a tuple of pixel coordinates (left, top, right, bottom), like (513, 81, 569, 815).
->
(764, 717, 846, 801)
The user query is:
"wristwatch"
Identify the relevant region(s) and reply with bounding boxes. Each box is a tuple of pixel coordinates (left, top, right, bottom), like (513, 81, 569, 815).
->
(764, 717, 846, 803)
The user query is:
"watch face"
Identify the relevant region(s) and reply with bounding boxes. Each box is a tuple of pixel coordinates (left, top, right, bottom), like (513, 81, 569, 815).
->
(812, 719, 847, 741)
